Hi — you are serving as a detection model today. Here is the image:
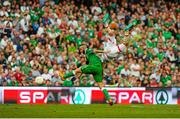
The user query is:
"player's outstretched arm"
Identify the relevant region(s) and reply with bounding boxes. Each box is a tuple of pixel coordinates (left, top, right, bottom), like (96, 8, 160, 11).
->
(94, 49, 110, 54)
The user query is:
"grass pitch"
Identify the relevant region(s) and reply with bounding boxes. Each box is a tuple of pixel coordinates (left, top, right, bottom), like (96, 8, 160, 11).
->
(0, 104, 180, 118)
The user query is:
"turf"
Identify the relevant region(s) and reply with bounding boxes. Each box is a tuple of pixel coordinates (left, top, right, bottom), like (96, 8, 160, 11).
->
(0, 104, 180, 118)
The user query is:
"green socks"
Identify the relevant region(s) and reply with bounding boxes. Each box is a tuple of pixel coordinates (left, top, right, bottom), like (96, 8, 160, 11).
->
(102, 89, 110, 100)
(64, 70, 75, 79)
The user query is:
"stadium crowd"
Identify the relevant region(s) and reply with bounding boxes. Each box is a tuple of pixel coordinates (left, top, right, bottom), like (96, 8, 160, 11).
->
(0, 0, 179, 87)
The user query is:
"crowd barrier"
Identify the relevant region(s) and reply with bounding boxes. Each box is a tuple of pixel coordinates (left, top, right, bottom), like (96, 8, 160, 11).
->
(0, 87, 179, 104)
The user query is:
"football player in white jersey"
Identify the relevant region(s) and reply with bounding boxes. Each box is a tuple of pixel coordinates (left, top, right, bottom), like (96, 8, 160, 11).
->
(101, 28, 127, 61)
(102, 37, 126, 61)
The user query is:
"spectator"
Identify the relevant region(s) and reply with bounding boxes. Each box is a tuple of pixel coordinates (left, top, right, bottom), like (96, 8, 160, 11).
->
(41, 67, 51, 81)
(120, 64, 130, 77)
(0, 0, 179, 87)
(130, 59, 141, 78)
(14, 67, 24, 82)
(51, 71, 63, 85)
(149, 70, 161, 83)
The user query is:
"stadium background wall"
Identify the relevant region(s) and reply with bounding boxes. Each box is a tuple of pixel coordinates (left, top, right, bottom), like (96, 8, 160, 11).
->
(0, 87, 179, 104)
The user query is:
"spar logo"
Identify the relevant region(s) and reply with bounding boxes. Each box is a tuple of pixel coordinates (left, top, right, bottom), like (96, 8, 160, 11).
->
(92, 90, 153, 104)
(17, 90, 70, 104)
(72, 89, 85, 104)
(155, 89, 168, 104)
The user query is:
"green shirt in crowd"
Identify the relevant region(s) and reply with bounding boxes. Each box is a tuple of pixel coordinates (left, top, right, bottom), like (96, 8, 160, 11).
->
(162, 31, 172, 39)
(161, 75, 172, 87)
(21, 65, 31, 75)
(63, 79, 73, 87)
(117, 65, 124, 75)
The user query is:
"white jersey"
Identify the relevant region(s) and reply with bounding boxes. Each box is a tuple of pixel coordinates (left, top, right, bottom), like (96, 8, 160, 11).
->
(102, 41, 126, 61)
(107, 35, 117, 44)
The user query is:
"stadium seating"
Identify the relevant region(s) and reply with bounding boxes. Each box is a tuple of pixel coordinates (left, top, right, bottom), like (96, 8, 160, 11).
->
(0, 0, 179, 87)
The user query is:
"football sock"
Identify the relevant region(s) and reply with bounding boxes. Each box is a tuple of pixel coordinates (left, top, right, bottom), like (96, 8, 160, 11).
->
(102, 89, 110, 101)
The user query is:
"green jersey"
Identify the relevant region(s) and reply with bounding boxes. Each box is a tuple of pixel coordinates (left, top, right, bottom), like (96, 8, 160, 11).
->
(76, 37, 83, 47)
(63, 79, 73, 87)
(79, 48, 103, 83)
(7, 81, 18, 86)
(21, 65, 31, 75)
(117, 65, 124, 75)
(64, 49, 104, 84)
(88, 29, 95, 38)
(162, 31, 172, 39)
(85, 48, 102, 66)
(161, 75, 172, 87)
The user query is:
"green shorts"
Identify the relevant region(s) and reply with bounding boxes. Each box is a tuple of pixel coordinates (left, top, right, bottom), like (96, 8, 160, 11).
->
(80, 65, 103, 83)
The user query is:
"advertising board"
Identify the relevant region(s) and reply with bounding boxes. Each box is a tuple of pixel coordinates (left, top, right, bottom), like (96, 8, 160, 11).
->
(152, 88, 177, 104)
(1, 87, 179, 104)
(91, 88, 153, 104)
(3, 87, 91, 104)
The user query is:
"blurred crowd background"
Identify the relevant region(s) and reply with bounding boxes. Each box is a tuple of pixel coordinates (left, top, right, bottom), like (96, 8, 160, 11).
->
(0, 0, 179, 87)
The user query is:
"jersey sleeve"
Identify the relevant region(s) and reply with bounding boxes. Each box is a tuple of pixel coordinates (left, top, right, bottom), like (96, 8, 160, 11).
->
(85, 48, 94, 55)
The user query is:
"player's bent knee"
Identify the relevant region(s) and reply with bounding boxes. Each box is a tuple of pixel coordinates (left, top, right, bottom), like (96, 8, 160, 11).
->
(75, 68, 82, 74)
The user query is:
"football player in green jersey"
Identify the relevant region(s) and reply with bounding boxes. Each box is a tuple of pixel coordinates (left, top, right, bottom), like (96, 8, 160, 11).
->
(60, 44, 113, 105)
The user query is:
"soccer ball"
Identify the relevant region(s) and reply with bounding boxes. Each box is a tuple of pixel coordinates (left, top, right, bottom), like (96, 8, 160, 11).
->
(35, 76, 44, 84)
(110, 22, 118, 29)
